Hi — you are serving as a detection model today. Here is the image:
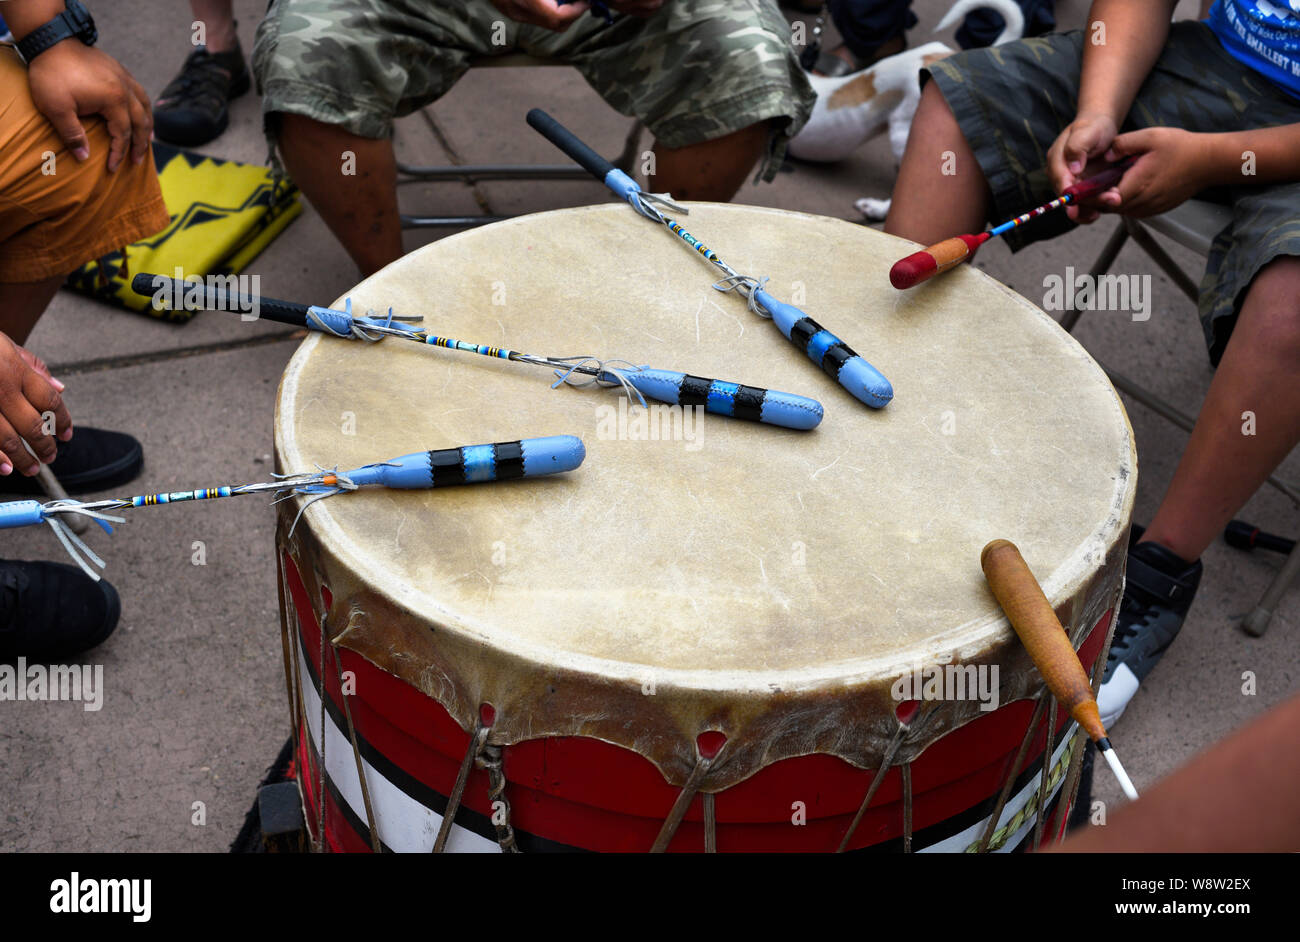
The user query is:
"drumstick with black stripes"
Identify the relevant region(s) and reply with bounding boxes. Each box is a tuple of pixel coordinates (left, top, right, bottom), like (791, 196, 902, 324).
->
(980, 539, 1139, 801)
(889, 158, 1136, 289)
(130, 274, 825, 431)
(0, 436, 587, 581)
(524, 108, 894, 409)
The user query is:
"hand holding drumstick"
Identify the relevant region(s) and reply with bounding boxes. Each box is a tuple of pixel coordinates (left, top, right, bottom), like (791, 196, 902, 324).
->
(981, 538, 1139, 801)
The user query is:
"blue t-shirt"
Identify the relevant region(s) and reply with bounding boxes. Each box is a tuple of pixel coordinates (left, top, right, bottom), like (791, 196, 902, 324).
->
(1207, 0, 1300, 98)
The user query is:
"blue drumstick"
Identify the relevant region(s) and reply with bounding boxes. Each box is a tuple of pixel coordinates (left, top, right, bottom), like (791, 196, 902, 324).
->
(130, 274, 824, 430)
(0, 436, 586, 578)
(616, 369, 821, 430)
(525, 108, 894, 409)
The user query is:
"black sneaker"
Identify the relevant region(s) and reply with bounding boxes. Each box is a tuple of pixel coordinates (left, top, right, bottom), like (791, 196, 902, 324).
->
(0, 427, 143, 496)
(1097, 529, 1202, 727)
(0, 559, 121, 661)
(153, 44, 251, 147)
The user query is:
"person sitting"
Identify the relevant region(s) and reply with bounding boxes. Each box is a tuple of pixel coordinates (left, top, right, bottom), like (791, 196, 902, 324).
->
(153, 0, 251, 147)
(251, 0, 817, 276)
(1, 0, 168, 659)
(885, 0, 1300, 726)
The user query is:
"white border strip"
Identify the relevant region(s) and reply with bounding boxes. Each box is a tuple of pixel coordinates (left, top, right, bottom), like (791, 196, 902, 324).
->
(300, 647, 498, 853)
(918, 727, 1076, 853)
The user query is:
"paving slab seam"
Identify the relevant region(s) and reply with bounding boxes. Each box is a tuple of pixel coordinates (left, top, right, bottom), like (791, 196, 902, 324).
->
(48, 330, 304, 377)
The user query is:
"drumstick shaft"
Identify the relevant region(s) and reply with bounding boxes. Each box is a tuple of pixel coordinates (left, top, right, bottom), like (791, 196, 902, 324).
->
(890, 158, 1135, 290)
(1, 437, 587, 527)
(525, 108, 894, 410)
(130, 274, 823, 430)
(980, 538, 1140, 801)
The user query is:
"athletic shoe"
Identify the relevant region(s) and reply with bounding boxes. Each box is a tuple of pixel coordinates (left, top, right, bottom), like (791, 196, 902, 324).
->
(0, 427, 143, 496)
(0, 559, 120, 661)
(1097, 529, 1202, 727)
(153, 44, 251, 147)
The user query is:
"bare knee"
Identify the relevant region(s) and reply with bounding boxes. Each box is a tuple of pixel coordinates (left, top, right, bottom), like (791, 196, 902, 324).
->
(1238, 256, 1300, 357)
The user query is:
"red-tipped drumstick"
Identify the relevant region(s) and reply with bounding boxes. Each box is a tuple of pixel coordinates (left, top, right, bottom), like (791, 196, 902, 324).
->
(890, 158, 1135, 290)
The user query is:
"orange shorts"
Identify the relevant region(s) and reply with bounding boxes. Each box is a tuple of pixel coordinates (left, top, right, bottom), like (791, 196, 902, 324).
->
(0, 46, 169, 282)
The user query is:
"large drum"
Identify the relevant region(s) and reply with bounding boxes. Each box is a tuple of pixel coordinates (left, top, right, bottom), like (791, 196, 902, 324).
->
(274, 203, 1135, 853)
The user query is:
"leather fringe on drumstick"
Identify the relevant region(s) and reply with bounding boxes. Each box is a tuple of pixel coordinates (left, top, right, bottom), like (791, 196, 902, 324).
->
(130, 274, 826, 431)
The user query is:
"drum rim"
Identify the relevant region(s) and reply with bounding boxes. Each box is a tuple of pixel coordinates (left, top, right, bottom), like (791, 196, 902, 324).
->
(274, 202, 1138, 695)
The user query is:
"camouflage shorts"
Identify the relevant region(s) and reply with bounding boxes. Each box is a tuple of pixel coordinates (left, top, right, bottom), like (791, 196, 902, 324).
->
(252, 0, 815, 181)
(927, 21, 1300, 364)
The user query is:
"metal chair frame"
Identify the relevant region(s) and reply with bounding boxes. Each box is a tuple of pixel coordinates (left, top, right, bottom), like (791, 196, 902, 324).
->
(1062, 205, 1299, 636)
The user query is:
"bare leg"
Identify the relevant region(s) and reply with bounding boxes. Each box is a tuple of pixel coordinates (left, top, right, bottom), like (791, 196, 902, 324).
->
(884, 81, 990, 244)
(1141, 257, 1300, 561)
(0, 276, 65, 345)
(276, 114, 403, 277)
(650, 122, 770, 202)
(190, 0, 238, 53)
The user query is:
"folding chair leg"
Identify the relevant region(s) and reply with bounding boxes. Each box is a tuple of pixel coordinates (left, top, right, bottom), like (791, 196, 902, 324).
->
(1124, 219, 1201, 302)
(1242, 540, 1300, 637)
(1060, 221, 1129, 333)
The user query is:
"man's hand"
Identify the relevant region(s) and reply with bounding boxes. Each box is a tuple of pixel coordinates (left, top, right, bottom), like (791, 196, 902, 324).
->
(0, 334, 73, 478)
(1101, 127, 1214, 218)
(489, 0, 589, 30)
(26, 42, 152, 172)
(1047, 112, 1120, 224)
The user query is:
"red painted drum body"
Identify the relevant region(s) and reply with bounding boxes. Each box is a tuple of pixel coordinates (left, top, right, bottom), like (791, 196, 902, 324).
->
(274, 204, 1136, 853)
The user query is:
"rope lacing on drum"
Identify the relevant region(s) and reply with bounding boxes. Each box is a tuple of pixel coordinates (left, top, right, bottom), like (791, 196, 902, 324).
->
(475, 742, 520, 853)
(434, 720, 519, 853)
(837, 713, 914, 853)
(963, 732, 1078, 853)
(712, 273, 773, 319)
(547, 356, 648, 408)
(650, 740, 727, 853)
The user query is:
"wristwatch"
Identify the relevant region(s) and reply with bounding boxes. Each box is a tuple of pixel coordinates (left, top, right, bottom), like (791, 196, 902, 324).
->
(16, 1, 98, 63)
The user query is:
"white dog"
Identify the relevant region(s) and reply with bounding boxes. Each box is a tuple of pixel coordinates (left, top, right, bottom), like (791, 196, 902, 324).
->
(787, 0, 1025, 220)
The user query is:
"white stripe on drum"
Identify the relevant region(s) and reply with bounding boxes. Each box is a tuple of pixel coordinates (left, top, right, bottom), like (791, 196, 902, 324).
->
(917, 728, 1075, 853)
(299, 647, 499, 853)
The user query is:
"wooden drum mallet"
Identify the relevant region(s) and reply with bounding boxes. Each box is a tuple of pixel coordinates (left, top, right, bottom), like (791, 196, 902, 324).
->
(981, 539, 1140, 801)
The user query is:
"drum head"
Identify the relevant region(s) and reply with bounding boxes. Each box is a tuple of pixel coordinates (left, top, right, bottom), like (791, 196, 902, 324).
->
(276, 203, 1135, 784)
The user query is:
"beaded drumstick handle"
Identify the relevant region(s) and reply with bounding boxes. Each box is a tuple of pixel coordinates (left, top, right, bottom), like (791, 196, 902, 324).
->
(889, 157, 1136, 290)
(524, 109, 893, 410)
(0, 436, 586, 581)
(981, 539, 1140, 801)
(130, 275, 824, 431)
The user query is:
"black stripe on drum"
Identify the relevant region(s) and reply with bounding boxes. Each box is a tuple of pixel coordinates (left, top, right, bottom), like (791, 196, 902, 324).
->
(733, 385, 766, 422)
(494, 441, 525, 480)
(789, 317, 820, 351)
(302, 732, 397, 853)
(677, 374, 712, 407)
(821, 343, 857, 379)
(298, 643, 584, 854)
(428, 446, 466, 486)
